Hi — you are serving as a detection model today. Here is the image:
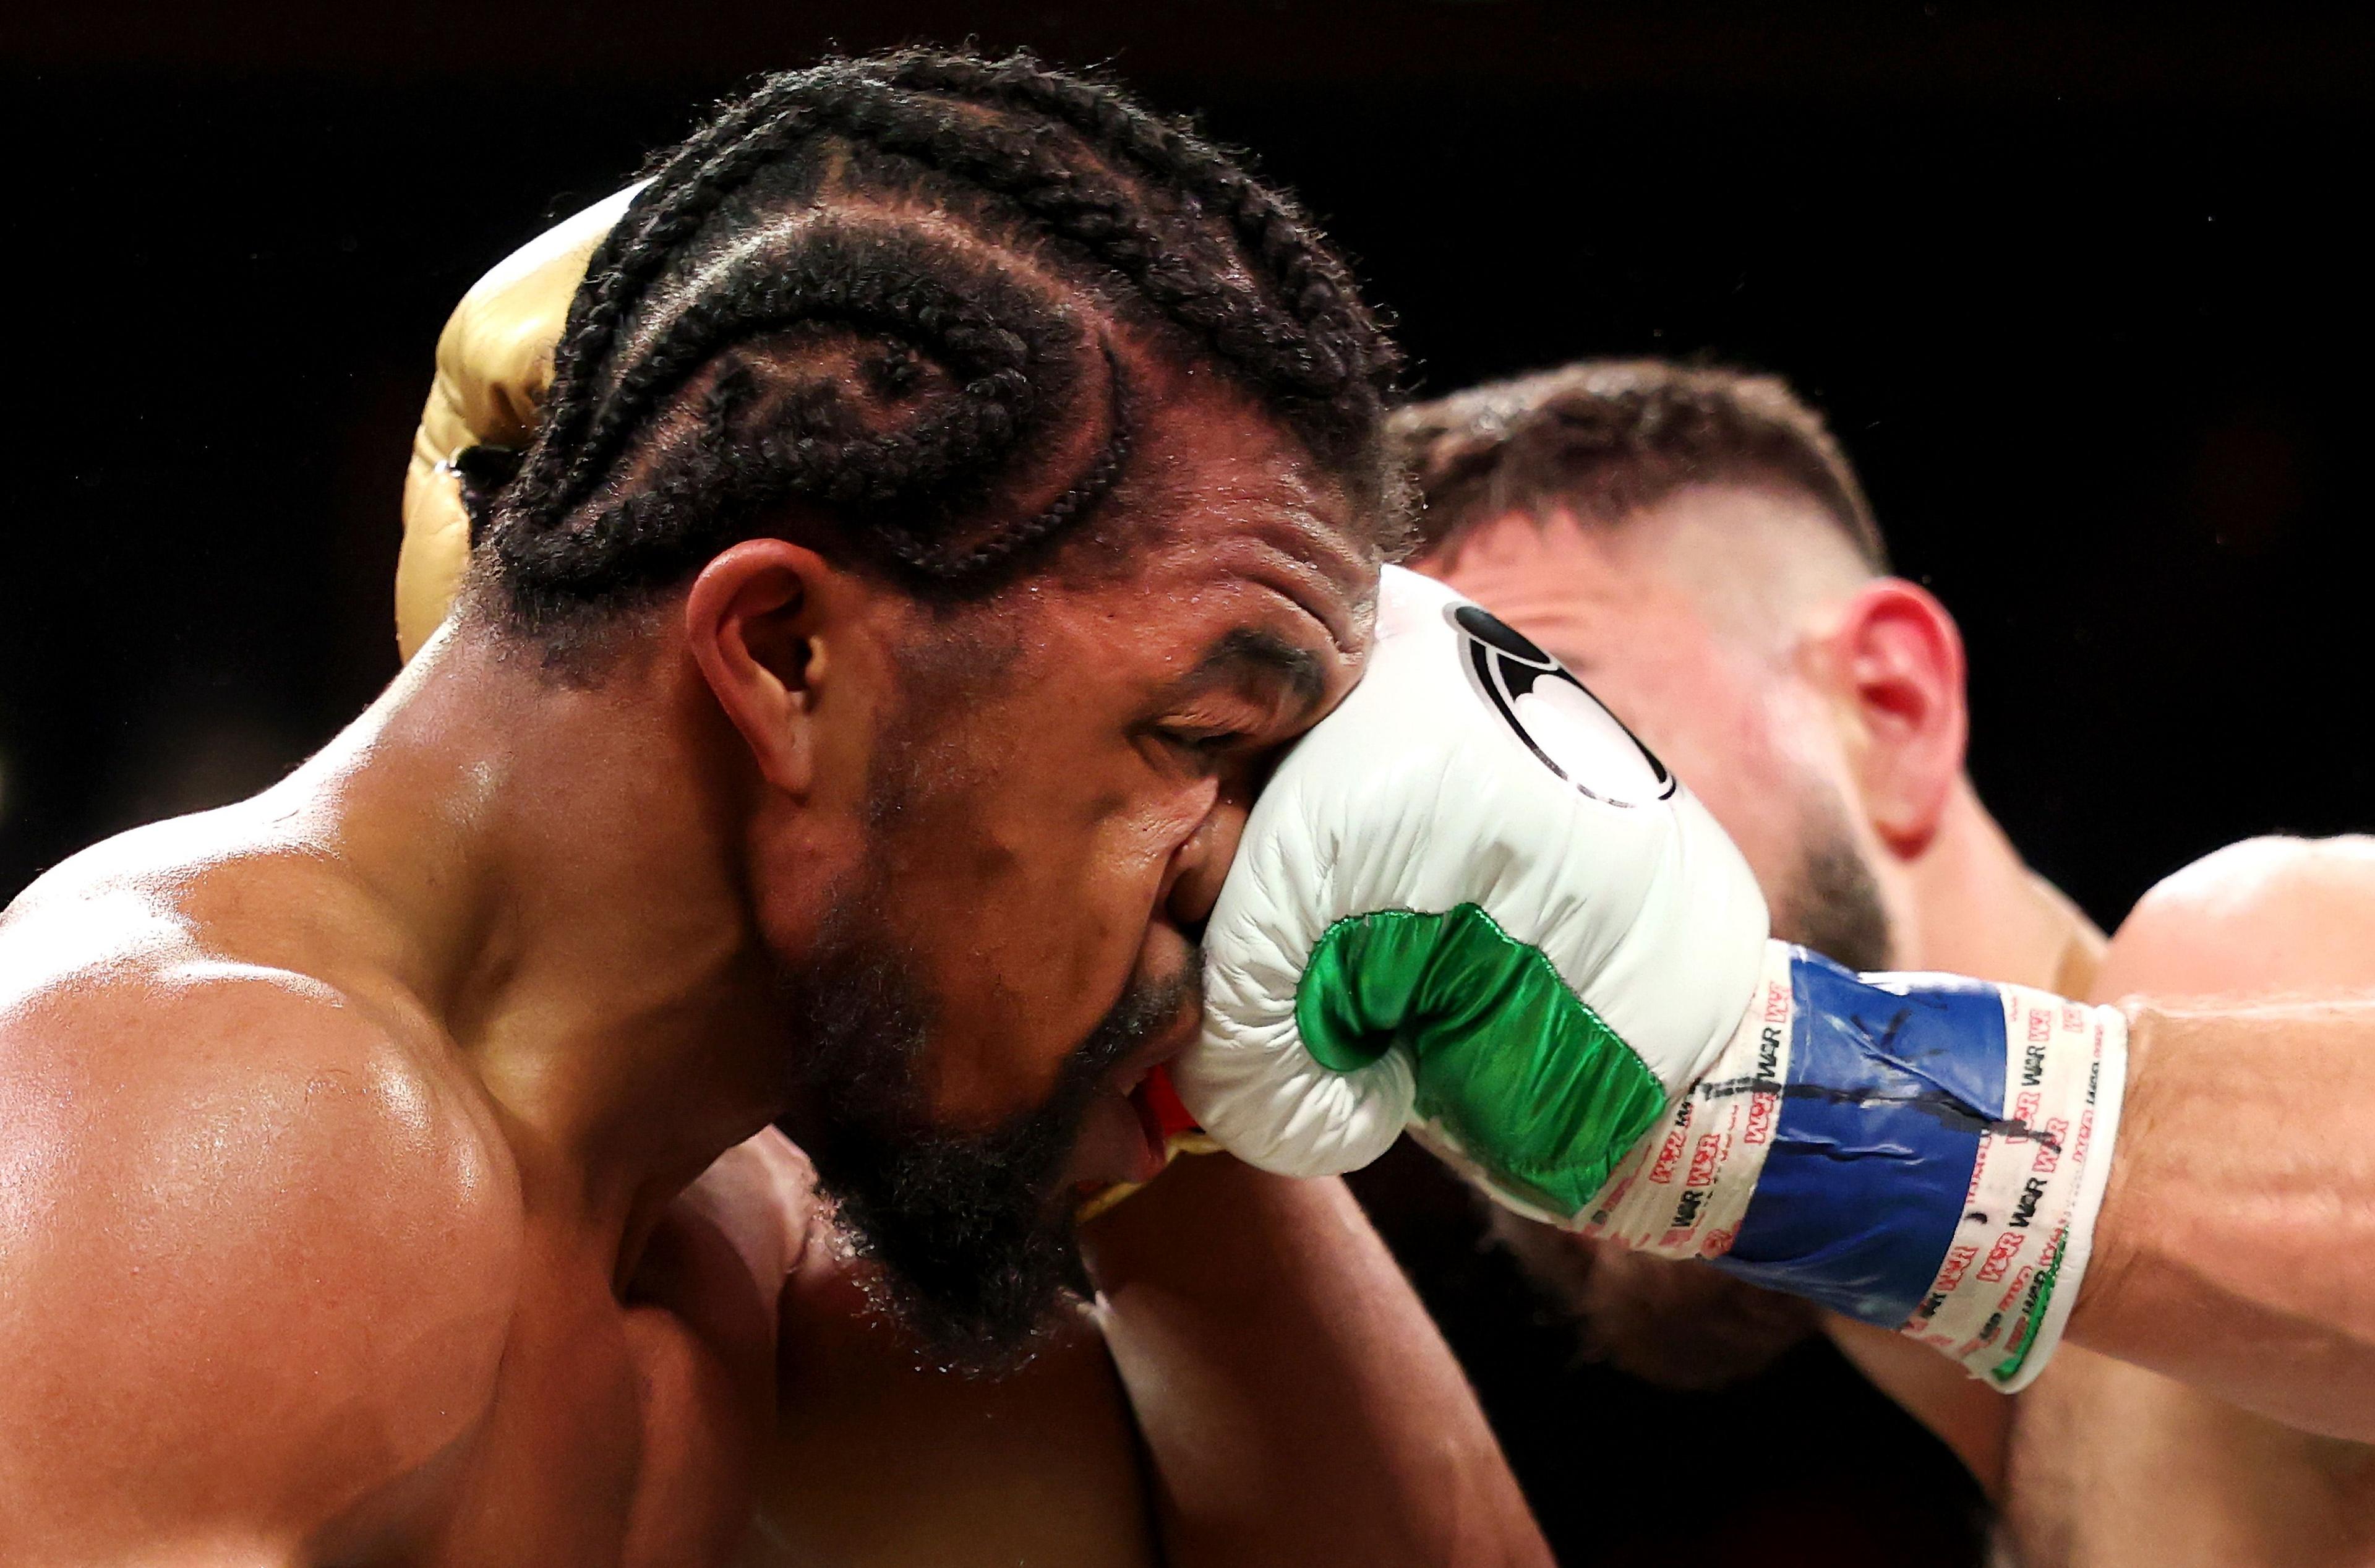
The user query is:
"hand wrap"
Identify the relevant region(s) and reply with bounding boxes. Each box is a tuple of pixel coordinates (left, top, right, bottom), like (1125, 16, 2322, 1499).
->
(1588, 945, 2125, 1388)
(1178, 565, 2126, 1387)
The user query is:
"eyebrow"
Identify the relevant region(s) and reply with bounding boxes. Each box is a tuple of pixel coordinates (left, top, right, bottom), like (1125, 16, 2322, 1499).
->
(1181, 626, 1330, 718)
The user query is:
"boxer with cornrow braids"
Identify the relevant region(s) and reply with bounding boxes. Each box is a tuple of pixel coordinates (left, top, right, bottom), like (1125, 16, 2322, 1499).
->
(477, 48, 1402, 646)
(1, 47, 1546, 1568)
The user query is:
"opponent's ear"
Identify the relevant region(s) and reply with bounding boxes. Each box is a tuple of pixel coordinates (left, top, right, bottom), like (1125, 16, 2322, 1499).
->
(683, 539, 841, 796)
(1813, 577, 1968, 856)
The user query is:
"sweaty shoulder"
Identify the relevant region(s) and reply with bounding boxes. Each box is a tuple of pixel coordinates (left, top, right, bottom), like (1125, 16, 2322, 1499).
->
(2095, 834, 2375, 1002)
(0, 867, 521, 1560)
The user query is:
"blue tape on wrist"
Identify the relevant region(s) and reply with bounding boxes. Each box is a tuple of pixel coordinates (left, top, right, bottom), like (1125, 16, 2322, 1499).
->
(1711, 951, 2008, 1327)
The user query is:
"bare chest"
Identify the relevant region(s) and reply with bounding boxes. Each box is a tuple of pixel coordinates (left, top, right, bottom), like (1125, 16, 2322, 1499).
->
(2003, 1348, 2375, 1568)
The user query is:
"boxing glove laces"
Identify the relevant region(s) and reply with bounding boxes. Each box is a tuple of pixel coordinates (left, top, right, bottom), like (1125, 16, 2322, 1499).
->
(1174, 566, 2127, 1390)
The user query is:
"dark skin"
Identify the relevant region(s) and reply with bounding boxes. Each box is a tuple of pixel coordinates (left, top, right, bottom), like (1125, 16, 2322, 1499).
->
(755, 1139, 1548, 1567)
(0, 359, 1543, 1565)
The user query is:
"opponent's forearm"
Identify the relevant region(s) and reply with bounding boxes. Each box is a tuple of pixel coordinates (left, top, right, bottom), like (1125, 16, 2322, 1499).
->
(1082, 1154, 1550, 1568)
(2071, 999, 2375, 1439)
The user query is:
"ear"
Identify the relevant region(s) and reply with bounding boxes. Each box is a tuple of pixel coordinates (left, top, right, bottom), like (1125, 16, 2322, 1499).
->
(1812, 578, 1969, 857)
(683, 539, 842, 797)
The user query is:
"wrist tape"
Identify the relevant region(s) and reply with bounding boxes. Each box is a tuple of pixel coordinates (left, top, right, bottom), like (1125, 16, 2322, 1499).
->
(1585, 942, 2126, 1389)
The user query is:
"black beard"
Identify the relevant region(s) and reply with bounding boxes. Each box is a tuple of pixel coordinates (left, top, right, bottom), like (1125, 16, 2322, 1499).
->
(774, 881, 1197, 1371)
(1772, 787, 1896, 975)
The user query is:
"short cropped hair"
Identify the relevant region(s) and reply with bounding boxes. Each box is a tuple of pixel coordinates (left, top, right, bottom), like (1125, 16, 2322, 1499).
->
(1392, 359, 1886, 571)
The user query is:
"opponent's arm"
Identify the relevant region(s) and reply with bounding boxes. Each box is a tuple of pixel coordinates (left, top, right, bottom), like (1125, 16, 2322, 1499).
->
(2063, 836, 2375, 1440)
(1178, 570, 2375, 1443)
(1084, 1153, 1552, 1568)
(1179, 568, 2118, 1402)
(2066, 996, 2375, 1441)
(0, 955, 515, 1564)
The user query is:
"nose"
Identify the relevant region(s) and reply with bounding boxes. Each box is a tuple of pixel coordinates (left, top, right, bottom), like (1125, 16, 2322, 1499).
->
(1164, 778, 1252, 938)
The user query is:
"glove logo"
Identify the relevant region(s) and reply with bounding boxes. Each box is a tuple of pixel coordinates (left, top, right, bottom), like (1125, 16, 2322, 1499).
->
(1449, 604, 1674, 807)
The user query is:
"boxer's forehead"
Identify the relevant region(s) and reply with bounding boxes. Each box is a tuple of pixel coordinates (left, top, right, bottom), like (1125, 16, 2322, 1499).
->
(996, 517, 1364, 756)
(1424, 507, 1675, 653)
(1091, 359, 1378, 650)
(1155, 447, 1377, 659)
(1070, 419, 1376, 727)
(1416, 508, 1747, 765)
(1425, 487, 1867, 664)
(897, 350, 1380, 747)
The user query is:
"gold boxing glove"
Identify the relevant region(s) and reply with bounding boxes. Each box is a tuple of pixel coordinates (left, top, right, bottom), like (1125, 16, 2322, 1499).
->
(396, 184, 641, 660)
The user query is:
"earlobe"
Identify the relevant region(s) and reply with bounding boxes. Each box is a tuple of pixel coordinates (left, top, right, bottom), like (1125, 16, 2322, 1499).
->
(685, 539, 832, 797)
(1825, 578, 1968, 855)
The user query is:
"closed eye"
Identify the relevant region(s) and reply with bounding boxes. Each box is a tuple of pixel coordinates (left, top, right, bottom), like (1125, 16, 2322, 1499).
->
(1155, 724, 1252, 766)
(1144, 622, 1337, 777)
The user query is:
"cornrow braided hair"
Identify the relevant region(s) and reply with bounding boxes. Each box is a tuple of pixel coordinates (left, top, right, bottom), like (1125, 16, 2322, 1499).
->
(1393, 359, 1889, 573)
(483, 46, 1402, 643)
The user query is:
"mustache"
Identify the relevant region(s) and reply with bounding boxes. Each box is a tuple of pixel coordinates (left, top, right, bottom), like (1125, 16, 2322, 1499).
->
(907, 948, 1203, 1199)
(1067, 951, 1204, 1094)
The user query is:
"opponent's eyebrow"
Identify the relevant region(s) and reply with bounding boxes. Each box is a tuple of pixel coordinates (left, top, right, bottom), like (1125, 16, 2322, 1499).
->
(1177, 626, 1330, 719)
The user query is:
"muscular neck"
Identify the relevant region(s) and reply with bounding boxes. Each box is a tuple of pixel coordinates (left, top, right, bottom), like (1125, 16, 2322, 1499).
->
(284, 618, 784, 1255)
(1896, 777, 2105, 995)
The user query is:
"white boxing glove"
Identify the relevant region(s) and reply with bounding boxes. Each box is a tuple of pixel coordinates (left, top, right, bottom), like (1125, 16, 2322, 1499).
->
(1174, 564, 1769, 1222)
(1175, 564, 2129, 1390)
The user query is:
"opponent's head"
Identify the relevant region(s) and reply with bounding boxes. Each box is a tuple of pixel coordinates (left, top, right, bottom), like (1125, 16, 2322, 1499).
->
(1398, 360, 1964, 1382)
(454, 49, 1400, 1357)
(1400, 359, 1967, 974)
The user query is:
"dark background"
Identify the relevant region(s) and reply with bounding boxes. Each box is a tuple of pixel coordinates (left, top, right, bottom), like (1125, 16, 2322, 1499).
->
(7, 3, 2371, 1562)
